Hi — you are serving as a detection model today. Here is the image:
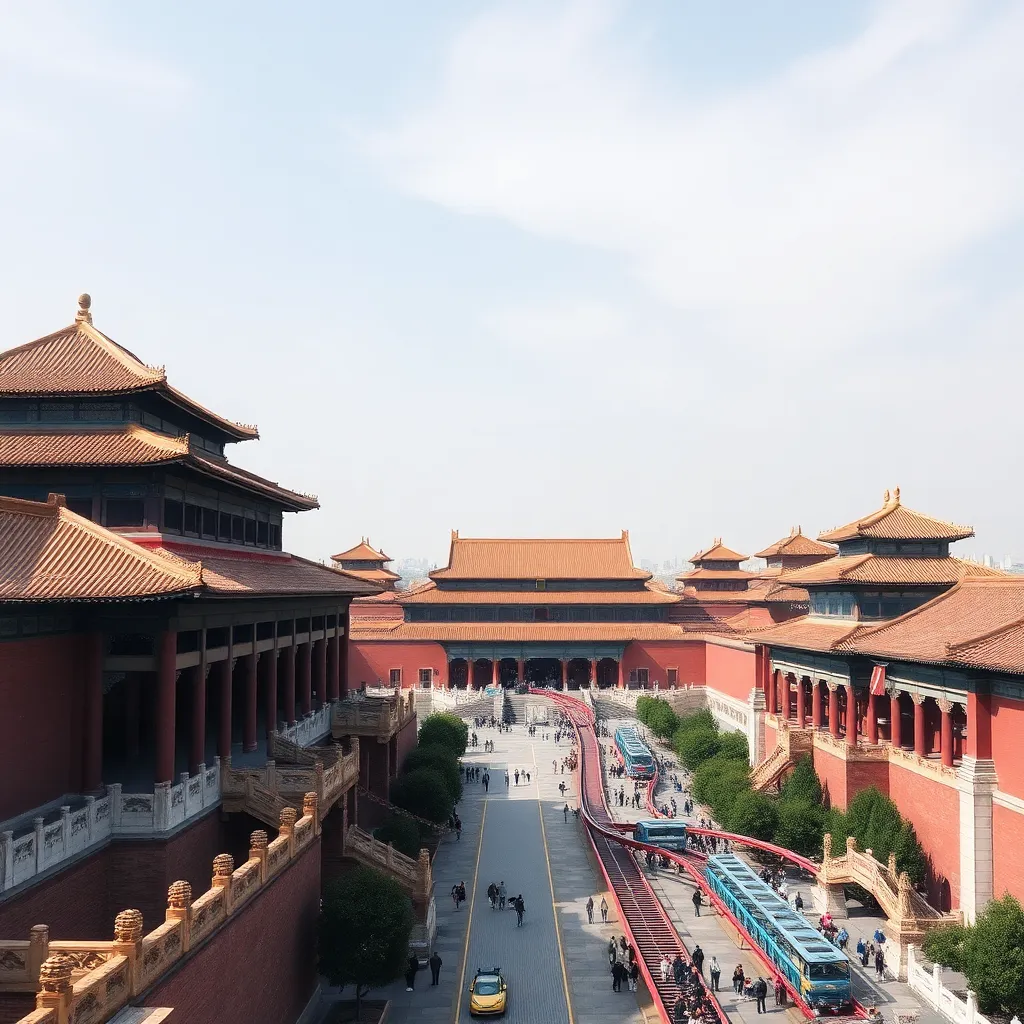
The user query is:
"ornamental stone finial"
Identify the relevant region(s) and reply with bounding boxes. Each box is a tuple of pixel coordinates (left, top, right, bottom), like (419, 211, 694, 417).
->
(113, 908, 144, 943)
(883, 489, 890, 504)
(212, 853, 234, 878)
(279, 806, 298, 828)
(38, 955, 74, 993)
(893, 486, 900, 503)
(167, 880, 192, 909)
(250, 829, 269, 850)
(75, 293, 92, 324)
(303, 792, 317, 818)
(823, 833, 832, 860)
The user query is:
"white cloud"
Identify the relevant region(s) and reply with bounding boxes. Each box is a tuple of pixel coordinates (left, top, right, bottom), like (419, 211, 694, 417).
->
(373, 0, 1024, 355)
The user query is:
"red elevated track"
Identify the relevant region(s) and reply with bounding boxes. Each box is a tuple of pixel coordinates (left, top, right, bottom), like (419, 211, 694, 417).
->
(531, 689, 864, 1024)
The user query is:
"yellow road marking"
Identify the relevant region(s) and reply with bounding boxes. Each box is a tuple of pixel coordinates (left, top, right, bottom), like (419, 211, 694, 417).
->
(538, 798, 576, 1024)
(453, 797, 488, 1024)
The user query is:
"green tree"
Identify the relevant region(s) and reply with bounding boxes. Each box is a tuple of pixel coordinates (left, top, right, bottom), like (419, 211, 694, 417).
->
(676, 708, 717, 736)
(675, 727, 722, 772)
(961, 894, 1024, 1016)
(389, 768, 453, 823)
(319, 867, 414, 1019)
(374, 814, 423, 859)
(922, 924, 968, 974)
(647, 701, 680, 740)
(717, 731, 749, 762)
(779, 755, 822, 806)
(728, 789, 779, 841)
(417, 712, 469, 758)
(403, 744, 462, 803)
(835, 787, 927, 884)
(692, 757, 750, 823)
(636, 695, 656, 725)
(774, 799, 826, 858)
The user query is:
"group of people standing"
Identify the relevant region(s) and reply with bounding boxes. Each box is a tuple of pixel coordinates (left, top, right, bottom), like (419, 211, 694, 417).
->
(608, 935, 641, 992)
(483, 880, 526, 925)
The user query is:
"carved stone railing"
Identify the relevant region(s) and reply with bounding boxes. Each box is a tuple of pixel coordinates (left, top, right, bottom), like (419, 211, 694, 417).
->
(276, 703, 333, 748)
(427, 688, 495, 710)
(267, 730, 341, 767)
(221, 742, 359, 828)
(331, 691, 416, 741)
(344, 825, 432, 903)
(906, 944, 990, 1024)
(3, 798, 319, 1023)
(0, 764, 221, 896)
(888, 744, 959, 781)
(750, 744, 792, 792)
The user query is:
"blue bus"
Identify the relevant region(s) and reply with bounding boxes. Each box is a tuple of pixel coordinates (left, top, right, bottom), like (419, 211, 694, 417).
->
(634, 820, 688, 851)
(704, 854, 851, 1011)
(613, 727, 655, 779)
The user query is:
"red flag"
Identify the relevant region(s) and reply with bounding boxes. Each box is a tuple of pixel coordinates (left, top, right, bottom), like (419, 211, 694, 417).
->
(869, 665, 886, 696)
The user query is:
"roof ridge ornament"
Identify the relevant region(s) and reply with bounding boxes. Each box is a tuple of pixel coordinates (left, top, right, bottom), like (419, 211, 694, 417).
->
(883, 489, 890, 504)
(893, 486, 900, 505)
(75, 293, 92, 324)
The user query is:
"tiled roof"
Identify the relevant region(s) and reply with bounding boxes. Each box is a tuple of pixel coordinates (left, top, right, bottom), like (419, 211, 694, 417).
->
(753, 617, 865, 652)
(818, 489, 973, 543)
(679, 587, 759, 604)
(779, 554, 1003, 587)
(340, 567, 402, 583)
(348, 621, 686, 643)
(676, 567, 755, 582)
(0, 426, 318, 511)
(429, 531, 649, 581)
(398, 582, 679, 605)
(0, 493, 202, 602)
(150, 544, 380, 598)
(0, 296, 258, 441)
(841, 577, 1024, 674)
(330, 539, 392, 563)
(755, 528, 837, 559)
(689, 539, 747, 564)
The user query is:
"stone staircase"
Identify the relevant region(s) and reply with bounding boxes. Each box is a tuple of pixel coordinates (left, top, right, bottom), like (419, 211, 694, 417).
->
(344, 825, 433, 903)
(267, 730, 341, 767)
(505, 693, 529, 724)
(750, 744, 792, 792)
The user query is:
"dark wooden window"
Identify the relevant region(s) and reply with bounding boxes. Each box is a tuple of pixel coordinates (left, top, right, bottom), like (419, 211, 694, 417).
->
(201, 507, 217, 538)
(270, 524, 282, 549)
(534, 607, 549, 621)
(244, 518, 256, 544)
(105, 499, 145, 527)
(257, 520, 269, 547)
(389, 668, 402, 685)
(184, 503, 199, 533)
(218, 512, 232, 541)
(164, 499, 183, 532)
(232, 515, 244, 542)
(66, 498, 93, 520)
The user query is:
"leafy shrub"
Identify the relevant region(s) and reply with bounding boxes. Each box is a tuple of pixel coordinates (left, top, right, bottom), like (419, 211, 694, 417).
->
(692, 756, 751, 823)
(717, 730, 749, 762)
(728, 790, 779, 841)
(780, 755, 822, 806)
(418, 712, 469, 758)
(389, 768, 453, 823)
(830, 787, 927, 884)
(374, 814, 423, 859)
(676, 708, 717, 736)
(675, 727, 722, 772)
(922, 924, 968, 974)
(774, 800, 826, 858)
(636, 695, 657, 725)
(404, 743, 462, 803)
(646, 701, 680, 740)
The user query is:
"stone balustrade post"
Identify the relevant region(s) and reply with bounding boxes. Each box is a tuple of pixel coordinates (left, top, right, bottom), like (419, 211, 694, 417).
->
(303, 791, 319, 834)
(966, 989, 979, 1024)
(250, 830, 269, 883)
(932, 961, 942, 1004)
(212, 854, 235, 915)
(84, 795, 96, 840)
(28, 924, 49, 981)
(279, 807, 297, 858)
(33, 817, 44, 872)
(153, 781, 172, 831)
(111, 909, 144, 995)
(108, 783, 123, 827)
(166, 881, 192, 953)
(36, 955, 74, 1024)
(0, 830, 12, 890)
(266, 760, 277, 793)
(60, 805, 71, 853)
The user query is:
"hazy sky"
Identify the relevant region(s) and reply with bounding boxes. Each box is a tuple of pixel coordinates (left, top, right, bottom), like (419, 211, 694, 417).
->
(2, 1, 1022, 565)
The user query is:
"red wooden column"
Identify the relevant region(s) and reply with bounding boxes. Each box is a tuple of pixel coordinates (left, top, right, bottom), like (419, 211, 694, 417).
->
(82, 631, 104, 792)
(828, 684, 840, 738)
(939, 698, 954, 767)
(517, 658, 525, 684)
(125, 675, 141, 759)
(328, 622, 341, 701)
(155, 630, 178, 784)
(265, 646, 279, 738)
(282, 644, 296, 725)
(845, 685, 858, 747)
(811, 680, 823, 729)
(590, 658, 598, 687)
(316, 635, 328, 705)
(965, 689, 992, 760)
(243, 649, 258, 752)
(866, 691, 878, 745)
(339, 606, 351, 699)
(912, 693, 926, 756)
(617, 660, 624, 689)
(561, 660, 568, 688)
(218, 658, 232, 759)
(190, 664, 207, 775)
(492, 660, 499, 687)
(781, 675, 791, 720)
(768, 670, 777, 715)
(299, 641, 313, 716)
(890, 692, 902, 748)
(795, 677, 806, 727)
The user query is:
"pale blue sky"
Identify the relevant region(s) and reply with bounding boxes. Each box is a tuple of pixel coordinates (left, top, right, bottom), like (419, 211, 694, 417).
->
(2, 1, 1022, 564)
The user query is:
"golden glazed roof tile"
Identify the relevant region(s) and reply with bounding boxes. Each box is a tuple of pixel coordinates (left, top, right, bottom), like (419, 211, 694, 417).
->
(330, 539, 393, 563)
(818, 488, 973, 543)
(339, 567, 403, 582)
(398, 582, 678, 605)
(0, 494, 202, 601)
(430, 531, 649, 581)
(779, 554, 1002, 587)
(755, 527, 837, 559)
(689, 539, 748, 564)
(752, 617, 865, 652)
(0, 295, 258, 441)
(676, 567, 756, 582)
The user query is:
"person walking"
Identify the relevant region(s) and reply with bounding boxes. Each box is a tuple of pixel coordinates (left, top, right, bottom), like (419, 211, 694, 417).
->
(514, 769, 520, 786)
(754, 977, 768, 1014)
(673, 994, 688, 1023)
(611, 960, 625, 992)
(774, 975, 786, 1006)
(709, 955, 721, 991)
(875, 949, 885, 979)
(692, 944, 704, 977)
(660, 954, 672, 984)
(429, 951, 442, 986)
(608, 938, 618, 967)
(628, 960, 640, 993)
(451, 883, 461, 911)
(487, 882, 497, 909)
(600, 895, 608, 922)
(564, 803, 569, 822)
(732, 964, 745, 994)
(672, 953, 686, 989)
(405, 954, 419, 992)
(514, 894, 525, 927)
(482, 772, 489, 793)
(454, 814, 462, 841)
(504, 771, 509, 788)
(586, 896, 594, 923)
(692, 888, 703, 917)
(498, 881, 506, 910)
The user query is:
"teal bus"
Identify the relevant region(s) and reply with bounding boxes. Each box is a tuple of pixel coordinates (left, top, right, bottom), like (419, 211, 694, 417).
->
(633, 820, 688, 851)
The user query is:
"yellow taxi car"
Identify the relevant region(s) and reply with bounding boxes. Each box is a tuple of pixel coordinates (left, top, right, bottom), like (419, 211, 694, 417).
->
(469, 966, 508, 1016)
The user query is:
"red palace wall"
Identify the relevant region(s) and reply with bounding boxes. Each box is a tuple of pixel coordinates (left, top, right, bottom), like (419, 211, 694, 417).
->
(704, 642, 756, 703)
(888, 762, 961, 908)
(990, 696, 1024, 800)
(623, 642, 705, 688)
(349, 640, 447, 689)
(143, 838, 321, 1024)
(993, 802, 1024, 904)
(0, 634, 84, 820)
